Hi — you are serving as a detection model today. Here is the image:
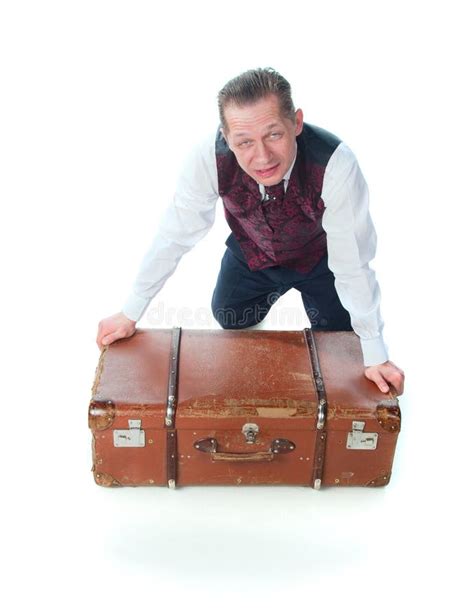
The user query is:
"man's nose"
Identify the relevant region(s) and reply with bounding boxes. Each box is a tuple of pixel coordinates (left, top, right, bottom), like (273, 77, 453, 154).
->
(254, 141, 271, 164)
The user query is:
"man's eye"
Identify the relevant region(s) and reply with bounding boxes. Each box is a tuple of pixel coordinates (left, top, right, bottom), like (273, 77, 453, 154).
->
(238, 141, 251, 147)
(270, 132, 282, 139)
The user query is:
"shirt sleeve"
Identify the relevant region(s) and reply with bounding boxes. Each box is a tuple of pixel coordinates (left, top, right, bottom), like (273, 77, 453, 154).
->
(122, 132, 219, 322)
(321, 142, 389, 366)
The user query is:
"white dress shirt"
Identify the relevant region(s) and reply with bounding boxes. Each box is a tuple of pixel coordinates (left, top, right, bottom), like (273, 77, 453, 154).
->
(122, 131, 388, 366)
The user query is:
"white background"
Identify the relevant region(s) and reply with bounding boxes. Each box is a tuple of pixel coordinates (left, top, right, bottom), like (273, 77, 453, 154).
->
(1, 1, 473, 613)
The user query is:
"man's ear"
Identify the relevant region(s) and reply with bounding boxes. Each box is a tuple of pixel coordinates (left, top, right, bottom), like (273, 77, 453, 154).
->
(295, 108, 304, 136)
(220, 126, 234, 152)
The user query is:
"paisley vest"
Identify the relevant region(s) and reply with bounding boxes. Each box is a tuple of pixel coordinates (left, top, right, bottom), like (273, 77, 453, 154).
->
(215, 122, 341, 273)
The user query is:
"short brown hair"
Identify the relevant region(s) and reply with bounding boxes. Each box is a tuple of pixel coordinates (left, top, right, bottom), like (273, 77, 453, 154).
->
(217, 67, 296, 132)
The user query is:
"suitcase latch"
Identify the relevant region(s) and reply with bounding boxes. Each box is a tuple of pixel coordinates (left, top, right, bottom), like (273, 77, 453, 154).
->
(242, 423, 259, 444)
(346, 421, 378, 450)
(113, 419, 145, 448)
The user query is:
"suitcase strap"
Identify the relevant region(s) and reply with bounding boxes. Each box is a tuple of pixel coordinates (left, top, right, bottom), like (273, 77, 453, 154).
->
(165, 327, 181, 488)
(165, 327, 181, 428)
(304, 328, 328, 490)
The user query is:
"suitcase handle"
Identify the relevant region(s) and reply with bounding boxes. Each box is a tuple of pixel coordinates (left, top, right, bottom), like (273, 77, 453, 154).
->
(193, 437, 295, 462)
(212, 451, 274, 462)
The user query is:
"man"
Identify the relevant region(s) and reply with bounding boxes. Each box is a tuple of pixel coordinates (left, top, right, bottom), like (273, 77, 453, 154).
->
(96, 68, 404, 395)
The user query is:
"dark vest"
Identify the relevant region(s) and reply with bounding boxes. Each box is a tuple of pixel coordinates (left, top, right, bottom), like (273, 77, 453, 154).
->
(215, 122, 341, 273)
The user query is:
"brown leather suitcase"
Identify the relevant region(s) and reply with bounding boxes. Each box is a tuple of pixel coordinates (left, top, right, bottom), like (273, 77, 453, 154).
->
(88, 328, 401, 489)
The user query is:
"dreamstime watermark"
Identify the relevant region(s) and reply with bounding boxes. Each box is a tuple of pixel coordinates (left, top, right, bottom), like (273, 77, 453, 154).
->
(146, 292, 323, 328)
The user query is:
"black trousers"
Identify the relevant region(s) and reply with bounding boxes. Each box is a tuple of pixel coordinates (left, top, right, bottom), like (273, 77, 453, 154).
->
(211, 234, 353, 331)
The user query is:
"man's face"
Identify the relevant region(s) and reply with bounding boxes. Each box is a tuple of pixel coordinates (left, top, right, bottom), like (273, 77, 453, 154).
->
(221, 94, 304, 186)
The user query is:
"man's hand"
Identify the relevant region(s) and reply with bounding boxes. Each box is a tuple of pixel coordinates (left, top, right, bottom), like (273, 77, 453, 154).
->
(364, 360, 405, 395)
(96, 312, 137, 350)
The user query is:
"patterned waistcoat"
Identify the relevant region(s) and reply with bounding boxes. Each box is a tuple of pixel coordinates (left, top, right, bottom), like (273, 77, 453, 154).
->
(215, 122, 341, 273)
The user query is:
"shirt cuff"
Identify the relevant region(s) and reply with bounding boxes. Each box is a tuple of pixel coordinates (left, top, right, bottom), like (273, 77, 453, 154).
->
(122, 292, 152, 323)
(360, 336, 389, 367)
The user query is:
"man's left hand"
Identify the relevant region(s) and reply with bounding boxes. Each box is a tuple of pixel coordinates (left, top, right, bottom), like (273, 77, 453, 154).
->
(364, 360, 405, 395)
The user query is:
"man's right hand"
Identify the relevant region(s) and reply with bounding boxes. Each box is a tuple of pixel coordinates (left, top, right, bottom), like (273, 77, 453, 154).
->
(96, 312, 137, 350)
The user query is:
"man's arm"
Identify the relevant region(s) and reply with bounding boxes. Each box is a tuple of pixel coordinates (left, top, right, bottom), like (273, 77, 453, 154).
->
(321, 142, 404, 394)
(96, 133, 219, 349)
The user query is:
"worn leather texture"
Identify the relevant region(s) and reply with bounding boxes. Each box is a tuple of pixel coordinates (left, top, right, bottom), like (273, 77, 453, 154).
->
(89, 328, 401, 488)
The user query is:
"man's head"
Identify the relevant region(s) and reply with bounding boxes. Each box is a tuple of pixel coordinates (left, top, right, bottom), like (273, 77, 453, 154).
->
(218, 67, 304, 186)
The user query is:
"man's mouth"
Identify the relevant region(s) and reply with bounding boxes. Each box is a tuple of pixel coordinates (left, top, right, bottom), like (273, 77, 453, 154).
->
(255, 163, 279, 178)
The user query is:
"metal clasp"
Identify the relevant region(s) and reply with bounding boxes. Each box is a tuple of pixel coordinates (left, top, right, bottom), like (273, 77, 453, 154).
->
(316, 398, 326, 429)
(242, 423, 259, 444)
(346, 421, 378, 450)
(113, 419, 145, 448)
(165, 395, 176, 427)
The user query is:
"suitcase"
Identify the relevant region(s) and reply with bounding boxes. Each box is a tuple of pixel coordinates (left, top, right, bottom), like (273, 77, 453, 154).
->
(88, 328, 401, 489)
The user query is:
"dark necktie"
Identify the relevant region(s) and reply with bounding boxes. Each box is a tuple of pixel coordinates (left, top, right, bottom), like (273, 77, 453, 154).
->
(262, 180, 285, 232)
(264, 180, 285, 206)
